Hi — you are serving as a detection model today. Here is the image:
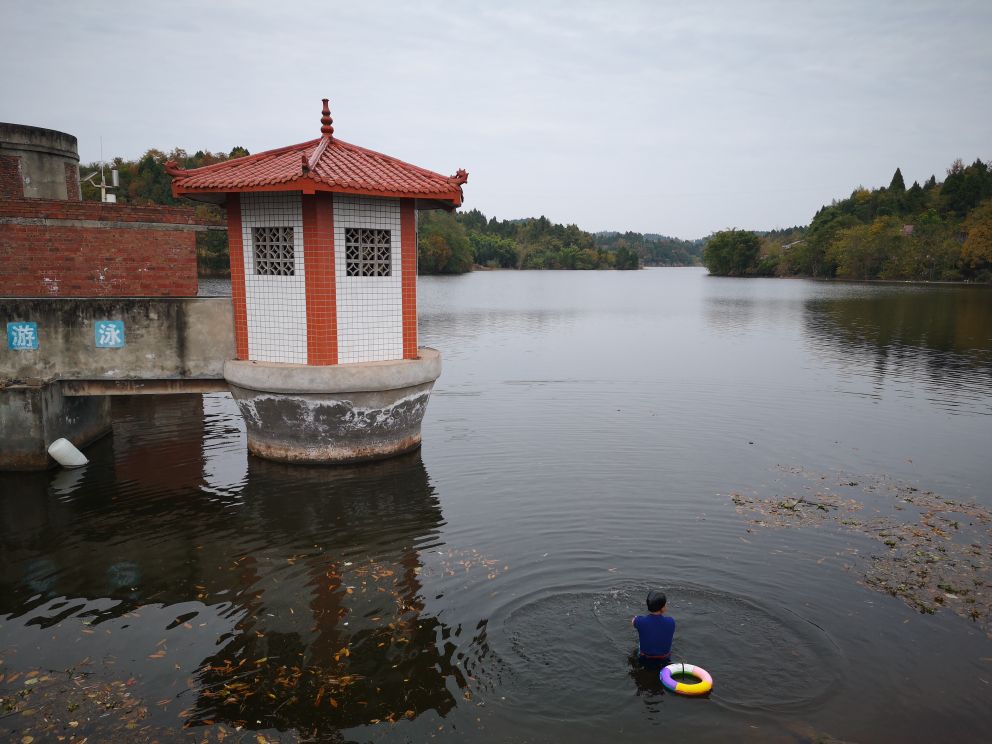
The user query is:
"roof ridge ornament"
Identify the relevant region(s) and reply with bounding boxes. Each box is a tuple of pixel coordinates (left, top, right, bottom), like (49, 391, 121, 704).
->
(449, 169, 468, 185)
(320, 98, 334, 139)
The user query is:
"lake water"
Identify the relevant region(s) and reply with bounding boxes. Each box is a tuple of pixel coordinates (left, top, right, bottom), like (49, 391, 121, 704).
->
(2, 268, 991, 742)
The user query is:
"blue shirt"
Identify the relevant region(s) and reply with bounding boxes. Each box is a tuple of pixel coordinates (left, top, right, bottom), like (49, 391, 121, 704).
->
(633, 613, 675, 657)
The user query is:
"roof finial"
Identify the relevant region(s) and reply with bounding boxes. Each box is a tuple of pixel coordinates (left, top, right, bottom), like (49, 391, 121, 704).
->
(320, 98, 334, 138)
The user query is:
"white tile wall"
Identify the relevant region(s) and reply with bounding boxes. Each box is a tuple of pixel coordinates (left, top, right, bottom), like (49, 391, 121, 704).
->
(333, 195, 404, 363)
(240, 192, 308, 364)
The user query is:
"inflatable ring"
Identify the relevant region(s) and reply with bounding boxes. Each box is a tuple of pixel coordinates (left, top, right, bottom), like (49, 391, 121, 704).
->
(661, 662, 713, 696)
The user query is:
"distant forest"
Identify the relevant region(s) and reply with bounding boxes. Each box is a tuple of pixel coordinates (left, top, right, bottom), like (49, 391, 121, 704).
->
(702, 158, 992, 283)
(79, 148, 701, 274)
(86, 147, 990, 283)
(418, 210, 703, 273)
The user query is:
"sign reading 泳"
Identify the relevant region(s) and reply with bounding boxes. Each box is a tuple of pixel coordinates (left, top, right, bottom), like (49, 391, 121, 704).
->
(7, 321, 39, 350)
(95, 320, 125, 348)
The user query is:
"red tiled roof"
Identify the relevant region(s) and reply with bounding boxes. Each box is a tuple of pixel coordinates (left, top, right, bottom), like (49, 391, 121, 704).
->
(168, 135, 467, 207)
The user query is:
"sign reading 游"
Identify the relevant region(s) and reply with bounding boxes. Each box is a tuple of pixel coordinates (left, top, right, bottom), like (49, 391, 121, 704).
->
(95, 320, 125, 348)
(7, 321, 39, 350)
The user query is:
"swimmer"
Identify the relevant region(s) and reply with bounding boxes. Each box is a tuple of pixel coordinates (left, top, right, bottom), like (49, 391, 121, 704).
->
(631, 590, 675, 667)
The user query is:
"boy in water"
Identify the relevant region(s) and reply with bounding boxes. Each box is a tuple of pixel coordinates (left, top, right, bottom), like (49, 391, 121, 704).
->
(632, 590, 675, 667)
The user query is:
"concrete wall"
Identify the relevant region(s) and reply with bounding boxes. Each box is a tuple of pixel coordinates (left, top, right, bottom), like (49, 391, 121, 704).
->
(0, 381, 111, 469)
(0, 123, 80, 200)
(0, 199, 202, 296)
(0, 297, 234, 382)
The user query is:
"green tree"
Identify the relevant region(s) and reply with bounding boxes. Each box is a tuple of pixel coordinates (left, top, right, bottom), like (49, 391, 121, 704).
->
(941, 158, 992, 218)
(961, 200, 992, 280)
(417, 210, 473, 274)
(702, 230, 761, 276)
(889, 167, 906, 193)
(829, 217, 900, 280)
(904, 180, 927, 213)
(905, 211, 960, 281)
(469, 233, 519, 268)
(614, 246, 639, 270)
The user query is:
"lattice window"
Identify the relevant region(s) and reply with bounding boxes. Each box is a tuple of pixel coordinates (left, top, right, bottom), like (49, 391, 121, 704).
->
(345, 227, 392, 277)
(252, 226, 295, 276)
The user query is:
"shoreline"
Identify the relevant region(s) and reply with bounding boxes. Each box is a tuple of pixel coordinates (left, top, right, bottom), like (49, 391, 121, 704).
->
(706, 273, 991, 287)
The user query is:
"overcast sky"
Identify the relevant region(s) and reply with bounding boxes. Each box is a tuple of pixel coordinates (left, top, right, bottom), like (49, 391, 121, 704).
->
(3, 1, 990, 238)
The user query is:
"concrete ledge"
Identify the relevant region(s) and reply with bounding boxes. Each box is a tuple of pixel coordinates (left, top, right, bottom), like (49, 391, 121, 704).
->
(0, 216, 209, 232)
(62, 378, 230, 396)
(223, 348, 442, 394)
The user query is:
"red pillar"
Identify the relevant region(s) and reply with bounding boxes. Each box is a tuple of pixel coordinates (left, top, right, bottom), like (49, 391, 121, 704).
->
(303, 192, 338, 365)
(226, 193, 249, 360)
(400, 199, 418, 359)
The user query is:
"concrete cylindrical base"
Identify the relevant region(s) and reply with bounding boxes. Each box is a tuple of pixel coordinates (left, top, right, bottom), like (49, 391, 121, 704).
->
(223, 348, 442, 465)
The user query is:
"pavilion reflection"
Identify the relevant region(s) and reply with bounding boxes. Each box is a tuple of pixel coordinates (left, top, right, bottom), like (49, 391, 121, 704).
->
(0, 395, 469, 737)
(185, 453, 461, 734)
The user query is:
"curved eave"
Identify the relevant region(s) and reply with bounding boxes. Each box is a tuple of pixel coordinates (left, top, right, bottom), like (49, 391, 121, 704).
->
(172, 178, 463, 208)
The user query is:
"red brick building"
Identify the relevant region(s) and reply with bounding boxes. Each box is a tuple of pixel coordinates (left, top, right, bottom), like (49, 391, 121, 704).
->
(1, 123, 200, 297)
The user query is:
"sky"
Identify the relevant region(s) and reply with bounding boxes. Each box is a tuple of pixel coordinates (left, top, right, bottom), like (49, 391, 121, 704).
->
(2, 0, 990, 239)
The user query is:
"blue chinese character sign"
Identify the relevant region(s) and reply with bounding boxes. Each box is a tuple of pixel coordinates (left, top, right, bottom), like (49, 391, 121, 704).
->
(95, 320, 125, 348)
(7, 321, 39, 350)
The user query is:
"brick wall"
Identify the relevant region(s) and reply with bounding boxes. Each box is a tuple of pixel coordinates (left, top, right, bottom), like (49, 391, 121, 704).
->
(0, 155, 22, 199)
(0, 197, 201, 297)
(64, 162, 80, 201)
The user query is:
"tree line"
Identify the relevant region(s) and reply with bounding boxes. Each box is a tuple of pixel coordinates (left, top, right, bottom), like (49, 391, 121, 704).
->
(80, 148, 702, 274)
(703, 159, 992, 282)
(418, 209, 703, 273)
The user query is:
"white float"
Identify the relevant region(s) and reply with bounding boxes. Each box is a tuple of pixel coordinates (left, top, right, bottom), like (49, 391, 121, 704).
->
(47, 438, 88, 468)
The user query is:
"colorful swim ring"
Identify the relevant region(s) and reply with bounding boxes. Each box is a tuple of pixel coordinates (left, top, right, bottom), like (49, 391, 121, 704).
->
(660, 662, 713, 696)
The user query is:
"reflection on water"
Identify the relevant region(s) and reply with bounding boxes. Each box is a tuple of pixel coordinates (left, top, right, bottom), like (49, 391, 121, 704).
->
(804, 285, 992, 415)
(3, 270, 992, 742)
(0, 396, 491, 739)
